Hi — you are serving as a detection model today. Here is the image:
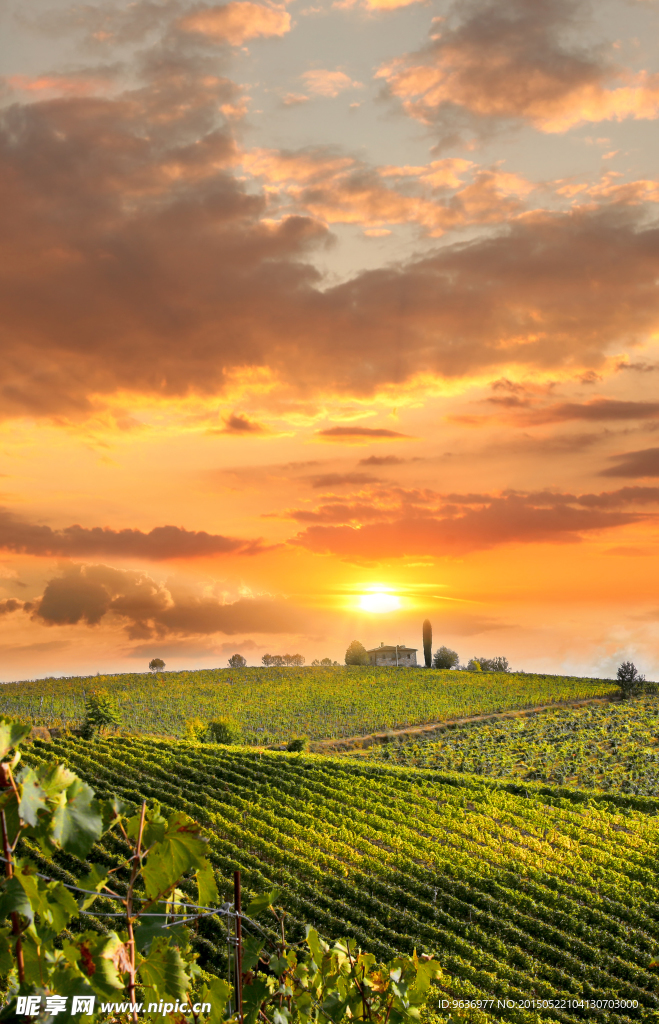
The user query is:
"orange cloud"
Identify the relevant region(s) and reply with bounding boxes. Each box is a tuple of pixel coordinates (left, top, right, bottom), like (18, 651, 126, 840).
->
(7, 73, 114, 99)
(301, 70, 363, 97)
(336, 0, 425, 10)
(4, 70, 659, 419)
(179, 3, 291, 45)
(377, 0, 659, 136)
(292, 490, 650, 560)
(241, 146, 534, 233)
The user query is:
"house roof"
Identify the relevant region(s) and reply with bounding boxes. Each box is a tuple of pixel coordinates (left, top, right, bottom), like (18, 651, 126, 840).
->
(365, 645, 417, 653)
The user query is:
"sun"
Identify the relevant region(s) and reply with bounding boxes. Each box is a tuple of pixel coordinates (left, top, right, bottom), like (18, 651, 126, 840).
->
(359, 590, 401, 614)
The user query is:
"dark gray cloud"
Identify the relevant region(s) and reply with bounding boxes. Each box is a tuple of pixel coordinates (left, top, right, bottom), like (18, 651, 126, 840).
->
(214, 413, 268, 435)
(0, 508, 267, 559)
(306, 472, 381, 488)
(0, 598, 26, 616)
(379, 0, 619, 142)
(33, 563, 314, 639)
(316, 427, 412, 441)
(600, 446, 659, 478)
(358, 455, 408, 466)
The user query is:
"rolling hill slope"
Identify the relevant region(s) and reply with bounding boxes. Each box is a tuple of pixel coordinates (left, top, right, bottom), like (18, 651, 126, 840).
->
(24, 734, 659, 1024)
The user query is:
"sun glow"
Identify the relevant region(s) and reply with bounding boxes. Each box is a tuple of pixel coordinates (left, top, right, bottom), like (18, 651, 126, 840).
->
(359, 590, 401, 613)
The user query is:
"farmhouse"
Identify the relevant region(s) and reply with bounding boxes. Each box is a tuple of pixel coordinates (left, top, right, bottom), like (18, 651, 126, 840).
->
(366, 643, 418, 667)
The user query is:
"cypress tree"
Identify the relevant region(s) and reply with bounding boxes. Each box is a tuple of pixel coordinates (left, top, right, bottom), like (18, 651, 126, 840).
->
(422, 619, 432, 668)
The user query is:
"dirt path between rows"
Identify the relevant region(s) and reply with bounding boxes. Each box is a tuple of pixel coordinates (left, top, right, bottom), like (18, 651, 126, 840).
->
(311, 694, 615, 754)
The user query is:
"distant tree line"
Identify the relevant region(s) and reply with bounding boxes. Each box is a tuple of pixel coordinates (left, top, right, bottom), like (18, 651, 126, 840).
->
(262, 653, 305, 666)
(311, 658, 341, 666)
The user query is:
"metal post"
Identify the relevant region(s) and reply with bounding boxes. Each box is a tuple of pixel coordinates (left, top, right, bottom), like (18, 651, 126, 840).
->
(234, 870, 243, 1024)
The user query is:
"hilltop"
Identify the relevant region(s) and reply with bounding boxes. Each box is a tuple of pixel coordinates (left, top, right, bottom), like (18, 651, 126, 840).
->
(0, 665, 617, 744)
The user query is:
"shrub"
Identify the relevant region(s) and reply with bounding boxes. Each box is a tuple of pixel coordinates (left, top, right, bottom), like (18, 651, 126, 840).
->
(287, 735, 309, 752)
(82, 690, 121, 738)
(467, 659, 482, 672)
(433, 646, 459, 669)
(207, 716, 242, 744)
(345, 640, 369, 666)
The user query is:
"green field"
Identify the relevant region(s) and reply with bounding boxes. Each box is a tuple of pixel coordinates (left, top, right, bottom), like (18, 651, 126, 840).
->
(0, 667, 617, 743)
(368, 696, 659, 796)
(22, 734, 659, 1024)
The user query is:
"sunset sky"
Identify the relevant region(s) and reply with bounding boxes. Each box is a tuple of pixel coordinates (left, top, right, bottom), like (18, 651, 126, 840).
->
(1, 0, 659, 680)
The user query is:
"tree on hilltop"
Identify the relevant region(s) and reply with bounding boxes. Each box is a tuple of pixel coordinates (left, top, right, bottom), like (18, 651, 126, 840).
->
(345, 640, 369, 666)
(433, 646, 459, 669)
(423, 620, 432, 668)
(149, 658, 165, 672)
(616, 661, 647, 699)
(228, 653, 247, 668)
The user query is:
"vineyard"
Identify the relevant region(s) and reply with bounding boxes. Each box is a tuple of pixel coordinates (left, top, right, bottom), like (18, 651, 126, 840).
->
(22, 733, 659, 1024)
(0, 666, 616, 742)
(368, 696, 659, 796)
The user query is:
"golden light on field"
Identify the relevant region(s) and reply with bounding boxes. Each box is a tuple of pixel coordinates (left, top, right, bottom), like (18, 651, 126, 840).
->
(358, 589, 401, 614)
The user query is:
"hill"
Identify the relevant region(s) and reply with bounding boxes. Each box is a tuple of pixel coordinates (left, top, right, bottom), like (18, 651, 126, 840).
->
(0, 666, 616, 743)
(23, 733, 659, 1024)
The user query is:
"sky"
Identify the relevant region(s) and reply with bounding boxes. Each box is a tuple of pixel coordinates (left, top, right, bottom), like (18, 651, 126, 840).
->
(1, 0, 659, 680)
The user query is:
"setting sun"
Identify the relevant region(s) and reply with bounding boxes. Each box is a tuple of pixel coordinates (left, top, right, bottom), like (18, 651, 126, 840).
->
(359, 591, 401, 614)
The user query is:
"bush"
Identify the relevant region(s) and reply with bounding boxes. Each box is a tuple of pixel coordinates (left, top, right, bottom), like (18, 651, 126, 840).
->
(433, 646, 459, 669)
(473, 656, 510, 672)
(345, 640, 369, 666)
(185, 717, 207, 743)
(616, 661, 647, 699)
(287, 736, 309, 752)
(467, 659, 482, 672)
(207, 716, 242, 744)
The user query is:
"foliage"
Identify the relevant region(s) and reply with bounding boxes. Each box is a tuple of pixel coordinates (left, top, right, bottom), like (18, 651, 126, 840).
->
(432, 648, 459, 670)
(368, 695, 659, 795)
(149, 659, 165, 672)
(228, 655, 247, 669)
(616, 660, 647, 699)
(422, 621, 432, 669)
(242, 890, 444, 1024)
(82, 690, 121, 738)
(184, 718, 208, 743)
(311, 659, 335, 667)
(471, 657, 510, 673)
(207, 717, 242, 745)
(286, 736, 309, 752)
(345, 641, 369, 666)
(263, 655, 305, 667)
(25, 732, 659, 1024)
(466, 660, 481, 673)
(0, 667, 618, 745)
(0, 717, 225, 1022)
